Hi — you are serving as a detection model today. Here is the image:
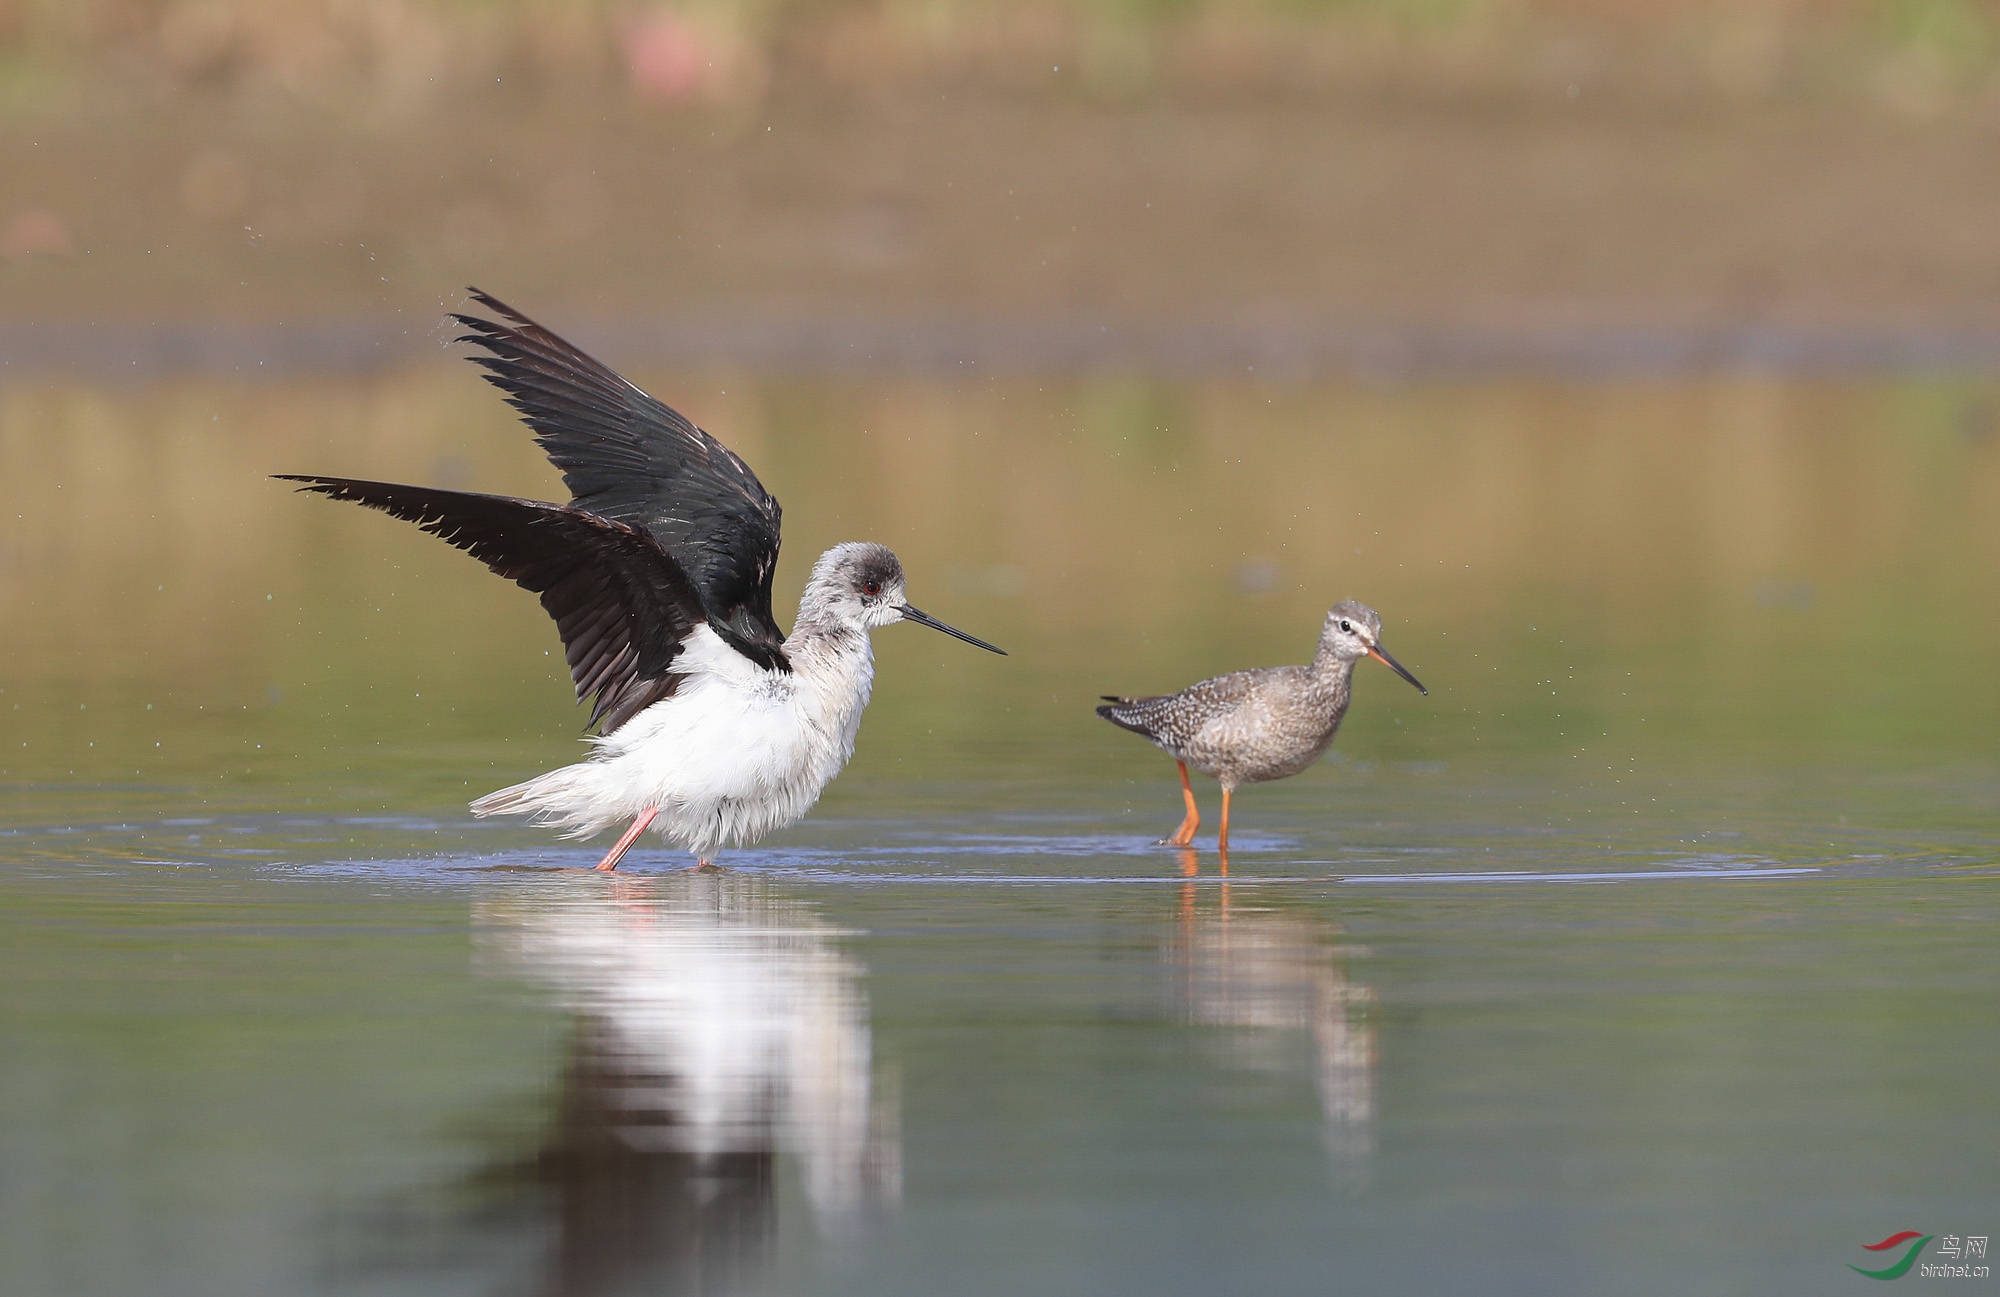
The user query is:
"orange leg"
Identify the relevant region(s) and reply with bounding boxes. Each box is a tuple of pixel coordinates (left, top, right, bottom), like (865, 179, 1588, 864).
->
(593, 807, 659, 872)
(1216, 787, 1233, 875)
(1163, 760, 1200, 846)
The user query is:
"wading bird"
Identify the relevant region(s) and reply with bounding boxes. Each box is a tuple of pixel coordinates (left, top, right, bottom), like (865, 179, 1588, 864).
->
(281, 290, 1003, 871)
(1097, 600, 1424, 861)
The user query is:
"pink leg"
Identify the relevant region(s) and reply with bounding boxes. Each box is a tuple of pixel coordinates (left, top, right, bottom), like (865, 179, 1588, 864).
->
(593, 807, 659, 872)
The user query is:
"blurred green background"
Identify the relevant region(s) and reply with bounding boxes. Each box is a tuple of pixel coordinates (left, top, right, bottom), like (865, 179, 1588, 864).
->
(4, 0, 2000, 814)
(5, 371, 1998, 815)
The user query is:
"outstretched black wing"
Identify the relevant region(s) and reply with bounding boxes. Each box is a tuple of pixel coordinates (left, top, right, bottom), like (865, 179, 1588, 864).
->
(451, 288, 787, 671)
(278, 475, 707, 734)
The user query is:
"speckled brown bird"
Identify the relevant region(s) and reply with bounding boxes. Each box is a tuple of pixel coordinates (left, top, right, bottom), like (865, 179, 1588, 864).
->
(1097, 600, 1427, 855)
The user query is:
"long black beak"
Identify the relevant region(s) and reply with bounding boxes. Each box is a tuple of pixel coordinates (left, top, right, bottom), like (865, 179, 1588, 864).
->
(1368, 643, 1427, 695)
(899, 604, 1007, 655)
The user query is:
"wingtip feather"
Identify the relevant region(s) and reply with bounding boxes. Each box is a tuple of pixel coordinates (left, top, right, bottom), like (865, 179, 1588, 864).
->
(463, 286, 525, 323)
(274, 473, 348, 495)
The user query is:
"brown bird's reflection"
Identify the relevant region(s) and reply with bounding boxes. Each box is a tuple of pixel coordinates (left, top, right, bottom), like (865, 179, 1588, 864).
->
(1169, 851, 1376, 1167)
(474, 873, 899, 1296)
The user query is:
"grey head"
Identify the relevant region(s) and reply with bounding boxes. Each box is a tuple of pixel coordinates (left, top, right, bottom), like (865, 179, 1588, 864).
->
(801, 541, 1005, 653)
(1319, 599, 1426, 694)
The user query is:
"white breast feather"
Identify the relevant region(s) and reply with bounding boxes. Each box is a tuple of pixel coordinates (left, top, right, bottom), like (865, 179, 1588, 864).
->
(470, 624, 878, 861)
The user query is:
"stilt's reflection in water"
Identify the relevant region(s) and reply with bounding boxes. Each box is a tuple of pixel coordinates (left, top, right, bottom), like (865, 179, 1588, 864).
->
(1169, 853, 1376, 1168)
(477, 873, 898, 1296)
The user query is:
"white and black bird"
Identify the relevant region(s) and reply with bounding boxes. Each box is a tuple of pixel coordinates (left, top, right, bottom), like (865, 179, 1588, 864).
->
(280, 290, 1003, 871)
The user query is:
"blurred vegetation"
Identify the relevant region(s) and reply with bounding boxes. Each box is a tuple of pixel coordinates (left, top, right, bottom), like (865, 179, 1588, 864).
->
(2, 0, 1999, 119)
(8, 0, 2000, 326)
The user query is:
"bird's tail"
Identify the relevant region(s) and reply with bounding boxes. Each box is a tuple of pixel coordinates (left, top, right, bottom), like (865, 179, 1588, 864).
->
(1095, 695, 1159, 735)
(470, 761, 628, 839)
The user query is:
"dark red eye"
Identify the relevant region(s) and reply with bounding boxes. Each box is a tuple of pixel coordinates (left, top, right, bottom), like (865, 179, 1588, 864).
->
(862, 580, 881, 596)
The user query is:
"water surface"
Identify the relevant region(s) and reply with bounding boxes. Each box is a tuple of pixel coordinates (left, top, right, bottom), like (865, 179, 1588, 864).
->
(2, 369, 1997, 1294)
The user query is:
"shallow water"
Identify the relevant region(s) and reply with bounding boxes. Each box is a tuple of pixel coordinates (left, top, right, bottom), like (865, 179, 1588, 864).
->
(3, 369, 1998, 1294)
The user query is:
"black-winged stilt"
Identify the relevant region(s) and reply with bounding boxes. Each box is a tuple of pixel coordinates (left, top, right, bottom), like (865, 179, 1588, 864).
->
(280, 290, 1003, 870)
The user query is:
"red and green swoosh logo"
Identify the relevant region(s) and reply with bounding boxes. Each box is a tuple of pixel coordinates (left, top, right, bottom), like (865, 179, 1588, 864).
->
(1850, 1232, 1934, 1280)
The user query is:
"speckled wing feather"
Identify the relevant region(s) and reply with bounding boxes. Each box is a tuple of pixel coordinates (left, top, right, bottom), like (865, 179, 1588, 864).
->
(1096, 670, 1265, 744)
(452, 289, 788, 672)
(278, 476, 702, 734)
